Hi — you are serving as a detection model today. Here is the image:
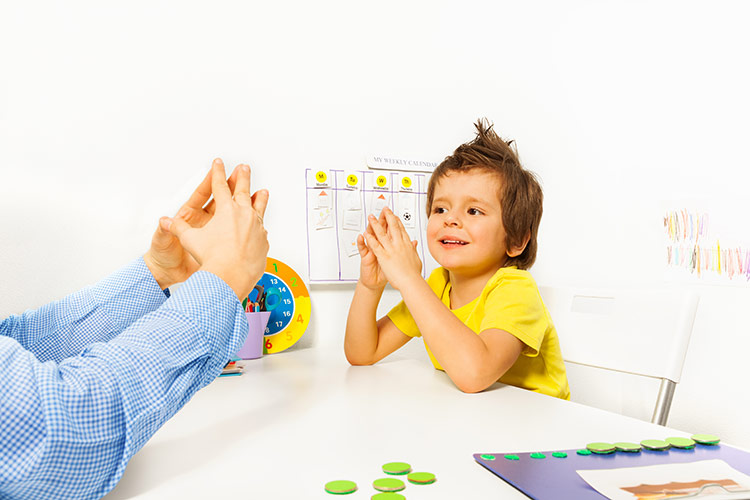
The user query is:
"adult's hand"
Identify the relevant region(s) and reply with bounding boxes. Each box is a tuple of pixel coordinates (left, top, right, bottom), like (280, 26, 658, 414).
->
(167, 158, 269, 300)
(144, 160, 266, 289)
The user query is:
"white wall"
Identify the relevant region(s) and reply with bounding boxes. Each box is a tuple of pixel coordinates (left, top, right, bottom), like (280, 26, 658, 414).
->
(2, 1, 749, 447)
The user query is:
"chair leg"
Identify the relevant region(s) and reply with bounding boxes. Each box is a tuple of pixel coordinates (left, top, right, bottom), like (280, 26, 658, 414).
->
(652, 379, 676, 426)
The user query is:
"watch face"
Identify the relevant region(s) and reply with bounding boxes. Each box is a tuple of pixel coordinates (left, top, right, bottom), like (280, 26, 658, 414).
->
(243, 258, 310, 354)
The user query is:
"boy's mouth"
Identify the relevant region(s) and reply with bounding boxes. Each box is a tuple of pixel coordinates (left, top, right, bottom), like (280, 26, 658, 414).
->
(440, 238, 468, 246)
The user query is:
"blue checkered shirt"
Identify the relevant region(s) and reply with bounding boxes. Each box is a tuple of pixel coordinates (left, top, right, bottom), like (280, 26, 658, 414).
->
(0, 258, 248, 499)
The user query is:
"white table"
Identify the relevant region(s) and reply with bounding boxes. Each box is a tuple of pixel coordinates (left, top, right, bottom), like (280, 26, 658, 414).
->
(104, 343, 695, 499)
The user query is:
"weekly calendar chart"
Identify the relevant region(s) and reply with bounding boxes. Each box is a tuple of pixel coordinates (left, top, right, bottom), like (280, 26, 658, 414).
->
(304, 168, 439, 283)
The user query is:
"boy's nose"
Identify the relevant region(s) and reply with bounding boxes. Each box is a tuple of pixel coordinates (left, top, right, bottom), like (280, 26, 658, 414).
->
(444, 214, 461, 227)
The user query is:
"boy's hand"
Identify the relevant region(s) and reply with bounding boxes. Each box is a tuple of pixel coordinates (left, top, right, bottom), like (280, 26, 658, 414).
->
(364, 207, 421, 291)
(144, 162, 250, 289)
(357, 210, 388, 290)
(167, 159, 270, 300)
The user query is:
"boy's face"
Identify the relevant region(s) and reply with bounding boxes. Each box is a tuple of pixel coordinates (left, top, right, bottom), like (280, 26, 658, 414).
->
(427, 170, 511, 277)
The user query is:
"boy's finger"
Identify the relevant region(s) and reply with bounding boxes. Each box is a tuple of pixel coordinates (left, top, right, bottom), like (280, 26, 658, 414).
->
(356, 234, 368, 256)
(364, 232, 384, 256)
(368, 214, 389, 244)
(251, 189, 269, 218)
(382, 207, 409, 243)
(210, 158, 231, 204)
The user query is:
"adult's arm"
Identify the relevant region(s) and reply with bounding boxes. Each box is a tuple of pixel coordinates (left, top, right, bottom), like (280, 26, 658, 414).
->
(0, 258, 169, 362)
(0, 269, 248, 500)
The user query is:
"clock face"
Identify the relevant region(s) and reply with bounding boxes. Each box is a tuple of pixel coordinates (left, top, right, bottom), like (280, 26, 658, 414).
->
(243, 257, 311, 354)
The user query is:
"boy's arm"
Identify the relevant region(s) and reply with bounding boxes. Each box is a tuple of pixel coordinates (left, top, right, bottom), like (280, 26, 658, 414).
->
(365, 208, 522, 393)
(397, 277, 522, 393)
(344, 281, 410, 365)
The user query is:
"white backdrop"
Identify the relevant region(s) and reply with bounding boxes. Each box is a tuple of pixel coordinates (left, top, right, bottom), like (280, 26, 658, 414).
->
(2, 1, 749, 448)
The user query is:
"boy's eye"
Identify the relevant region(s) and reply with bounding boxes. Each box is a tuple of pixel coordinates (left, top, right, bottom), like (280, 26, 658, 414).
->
(432, 207, 447, 214)
(468, 208, 484, 215)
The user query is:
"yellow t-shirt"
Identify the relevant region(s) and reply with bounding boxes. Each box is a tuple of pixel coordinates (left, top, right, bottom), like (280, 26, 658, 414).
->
(387, 267, 570, 400)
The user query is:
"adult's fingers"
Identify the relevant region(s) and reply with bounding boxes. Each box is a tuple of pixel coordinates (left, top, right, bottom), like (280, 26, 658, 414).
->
(164, 216, 190, 239)
(183, 167, 214, 212)
(210, 158, 232, 205)
(205, 163, 242, 214)
(233, 165, 252, 203)
(251, 189, 269, 218)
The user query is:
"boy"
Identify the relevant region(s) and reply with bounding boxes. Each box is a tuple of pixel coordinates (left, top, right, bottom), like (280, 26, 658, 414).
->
(344, 120, 569, 397)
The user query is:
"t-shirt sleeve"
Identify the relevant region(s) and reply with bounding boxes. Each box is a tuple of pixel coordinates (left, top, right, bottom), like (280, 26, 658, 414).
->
(385, 268, 448, 338)
(479, 274, 548, 357)
(386, 299, 421, 338)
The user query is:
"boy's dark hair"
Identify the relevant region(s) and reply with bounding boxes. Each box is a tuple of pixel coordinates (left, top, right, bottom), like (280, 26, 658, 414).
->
(426, 118, 543, 270)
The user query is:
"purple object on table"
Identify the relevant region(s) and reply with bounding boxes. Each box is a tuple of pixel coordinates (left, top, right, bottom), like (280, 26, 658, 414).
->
(474, 444, 750, 500)
(237, 311, 271, 360)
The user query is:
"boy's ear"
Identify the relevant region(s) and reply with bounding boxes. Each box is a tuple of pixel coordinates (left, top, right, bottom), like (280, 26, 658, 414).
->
(507, 231, 531, 258)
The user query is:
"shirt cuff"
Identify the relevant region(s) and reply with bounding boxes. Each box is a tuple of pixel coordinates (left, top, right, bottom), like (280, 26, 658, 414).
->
(161, 270, 249, 375)
(89, 258, 168, 332)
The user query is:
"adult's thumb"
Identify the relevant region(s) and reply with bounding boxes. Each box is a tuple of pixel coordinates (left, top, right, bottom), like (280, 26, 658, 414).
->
(166, 216, 190, 238)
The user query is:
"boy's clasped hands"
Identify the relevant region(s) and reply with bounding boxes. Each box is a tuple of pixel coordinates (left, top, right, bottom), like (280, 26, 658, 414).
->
(357, 207, 421, 292)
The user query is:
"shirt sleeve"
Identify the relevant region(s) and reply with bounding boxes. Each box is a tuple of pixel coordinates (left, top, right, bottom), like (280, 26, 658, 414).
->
(0, 258, 168, 362)
(479, 273, 547, 356)
(386, 299, 421, 337)
(0, 269, 249, 500)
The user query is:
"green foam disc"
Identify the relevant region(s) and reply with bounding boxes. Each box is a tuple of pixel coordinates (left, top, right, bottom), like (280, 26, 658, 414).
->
(666, 437, 696, 449)
(530, 452, 546, 459)
(552, 452, 568, 458)
(691, 433, 720, 445)
(382, 462, 412, 475)
(372, 478, 405, 492)
(586, 442, 616, 454)
(641, 439, 670, 450)
(614, 442, 642, 452)
(503, 454, 520, 461)
(480, 454, 496, 460)
(325, 480, 358, 495)
(372, 493, 405, 500)
(407, 472, 436, 484)
(577, 449, 592, 456)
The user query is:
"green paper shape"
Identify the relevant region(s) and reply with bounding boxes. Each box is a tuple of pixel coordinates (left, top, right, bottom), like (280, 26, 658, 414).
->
(371, 493, 406, 500)
(372, 478, 405, 492)
(407, 471, 436, 484)
(552, 452, 568, 458)
(382, 462, 412, 475)
(586, 442, 616, 454)
(691, 433, 720, 445)
(614, 442, 642, 452)
(480, 454, 496, 460)
(530, 452, 546, 459)
(641, 439, 670, 450)
(577, 449, 592, 456)
(666, 436, 696, 449)
(324, 480, 358, 495)
(503, 454, 520, 461)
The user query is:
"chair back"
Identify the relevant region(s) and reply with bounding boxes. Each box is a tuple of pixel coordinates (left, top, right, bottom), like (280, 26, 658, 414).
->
(539, 286, 699, 424)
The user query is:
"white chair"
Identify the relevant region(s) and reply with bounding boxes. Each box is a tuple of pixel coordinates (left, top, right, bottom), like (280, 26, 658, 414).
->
(539, 286, 699, 426)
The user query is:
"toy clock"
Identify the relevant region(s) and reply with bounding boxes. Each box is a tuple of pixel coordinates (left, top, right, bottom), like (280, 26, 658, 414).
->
(242, 257, 311, 354)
